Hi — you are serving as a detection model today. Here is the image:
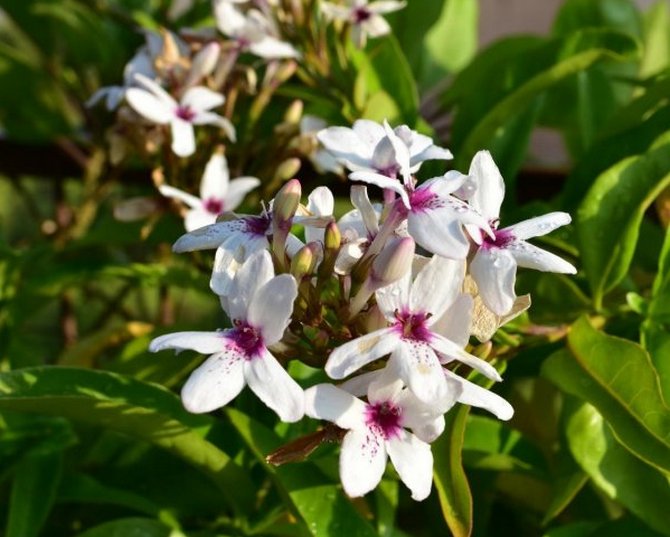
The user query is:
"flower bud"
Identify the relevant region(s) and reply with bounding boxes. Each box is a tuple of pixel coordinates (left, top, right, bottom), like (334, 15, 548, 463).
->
(275, 158, 302, 182)
(184, 42, 221, 87)
(370, 237, 415, 289)
(284, 100, 304, 124)
(291, 242, 320, 281)
(324, 222, 341, 251)
(273, 179, 302, 225)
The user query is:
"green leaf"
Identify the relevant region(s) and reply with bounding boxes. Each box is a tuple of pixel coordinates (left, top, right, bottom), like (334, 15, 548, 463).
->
(72, 518, 173, 537)
(565, 402, 670, 536)
(57, 473, 161, 516)
(423, 0, 478, 79)
(542, 521, 600, 537)
(6, 450, 63, 537)
(575, 132, 670, 305)
(641, 226, 670, 403)
(552, 0, 642, 38)
(226, 408, 377, 537)
(640, 1, 670, 78)
(452, 28, 639, 169)
(432, 404, 472, 537)
(0, 367, 255, 514)
(542, 317, 670, 473)
(350, 36, 419, 126)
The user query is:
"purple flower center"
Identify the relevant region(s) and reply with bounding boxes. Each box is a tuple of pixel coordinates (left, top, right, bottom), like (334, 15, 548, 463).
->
(230, 321, 264, 358)
(353, 7, 372, 23)
(482, 228, 515, 249)
(243, 214, 272, 236)
(365, 401, 402, 439)
(204, 198, 224, 215)
(175, 106, 196, 122)
(393, 310, 432, 342)
(408, 187, 445, 213)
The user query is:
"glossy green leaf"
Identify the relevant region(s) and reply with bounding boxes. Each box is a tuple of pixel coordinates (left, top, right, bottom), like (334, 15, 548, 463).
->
(542, 317, 670, 473)
(6, 450, 63, 537)
(73, 518, 173, 537)
(552, 0, 641, 38)
(0, 367, 255, 514)
(640, 1, 670, 78)
(642, 226, 670, 403)
(462, 415, 546, 474)
(432, 404, 472, 537)
(350, 36, 419, 125)
(454, 28, 639, 169)
(566, 402, 670, 536)
(226, 408, 377, 537)
(542, 521, 599, 537)
(576, 131, 670, 305)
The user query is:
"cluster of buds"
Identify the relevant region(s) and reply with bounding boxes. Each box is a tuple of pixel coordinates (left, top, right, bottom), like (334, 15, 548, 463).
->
(149, 117, 576, 501)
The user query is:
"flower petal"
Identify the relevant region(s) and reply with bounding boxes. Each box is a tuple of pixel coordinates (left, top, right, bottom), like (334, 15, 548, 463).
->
(228, 249, 275, 321)
(349, 171, 410, 208)
(411, 255, 465, 320)
(431, 333, 502, 382)
(386, 430, 433, 501)
(317, 126, 373, 167)
(200, 152, 230, 200)
(181, 347, 246, 413)
(149, 331, 227, 354)
(247, 274, 298, 344)
(375, 271, 411, 320)
(430, 293, 473, 348)
(172, 219, 248, 252)
(244, 349, 304, 422)
(504, 212, 571, 241)
(444, 369, 514, 420)
(181, 86, 225, 112)
(132, 73, 177, 108)
(325, 328, 399, 379)
(390, 341, 447, 406)
(125, 88, 172, 124)
(225, 177, 261, 211)
(170, 118, 196, 157)
(340, 428, 387, 498)
(350, 185, 380, 236)
(338, 370, 383, 397)
(368, 1, 407, 14)
(407, 208, 471, 259)
(352, 119, 386, 149)
(249, 35, 300, 59)
(184, 208, 216, 231)
(362, 14, 391, 38)
(191, 112, 236, 141)
(468, 150, 505, 221)
(304, 384, 367, 428)
(158, 184, 201, 209)
(470, 247, 517, 316)
(510, 242, 577, 274)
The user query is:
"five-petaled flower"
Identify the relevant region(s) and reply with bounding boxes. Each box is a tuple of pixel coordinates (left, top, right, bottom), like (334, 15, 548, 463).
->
(150, 250, 304, 421)
(305, 379, 438, 500)
(126, 74, 235, 157)
(326, 255, 502, 407)
(465, 151, 577, 315)
(159, 151, 260, 231)
(321, 0, 407, 48)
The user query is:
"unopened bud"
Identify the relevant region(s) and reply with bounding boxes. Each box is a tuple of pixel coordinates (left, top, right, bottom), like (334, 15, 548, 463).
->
(324, 222, 341, 251)
(370, 237, 415, 289)
(185, 42, 221, 87)
(284, 100, 304, 124)
(291, 242, 320, 280)
(273, 179, 302, 225)
(275, 158, 302, 182)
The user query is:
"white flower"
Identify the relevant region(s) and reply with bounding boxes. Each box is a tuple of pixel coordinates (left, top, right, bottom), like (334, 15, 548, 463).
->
(214, 0, 299, 59)
(321, 0, 407, 48)
(466, 151, 577, 315)
(125, 74, 235, 157)
(150, 251, 304, 421)
(318, 119, 452, 179)
(325, 255, 502, 407)
(304, 379, 437, 500)
(299, 116, 343, 174)
(329, 121, 489, 259)
(159, 152, 260, 231)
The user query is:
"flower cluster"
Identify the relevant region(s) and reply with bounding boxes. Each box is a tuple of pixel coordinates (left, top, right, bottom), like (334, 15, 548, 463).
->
(149, 117, 576, 501)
